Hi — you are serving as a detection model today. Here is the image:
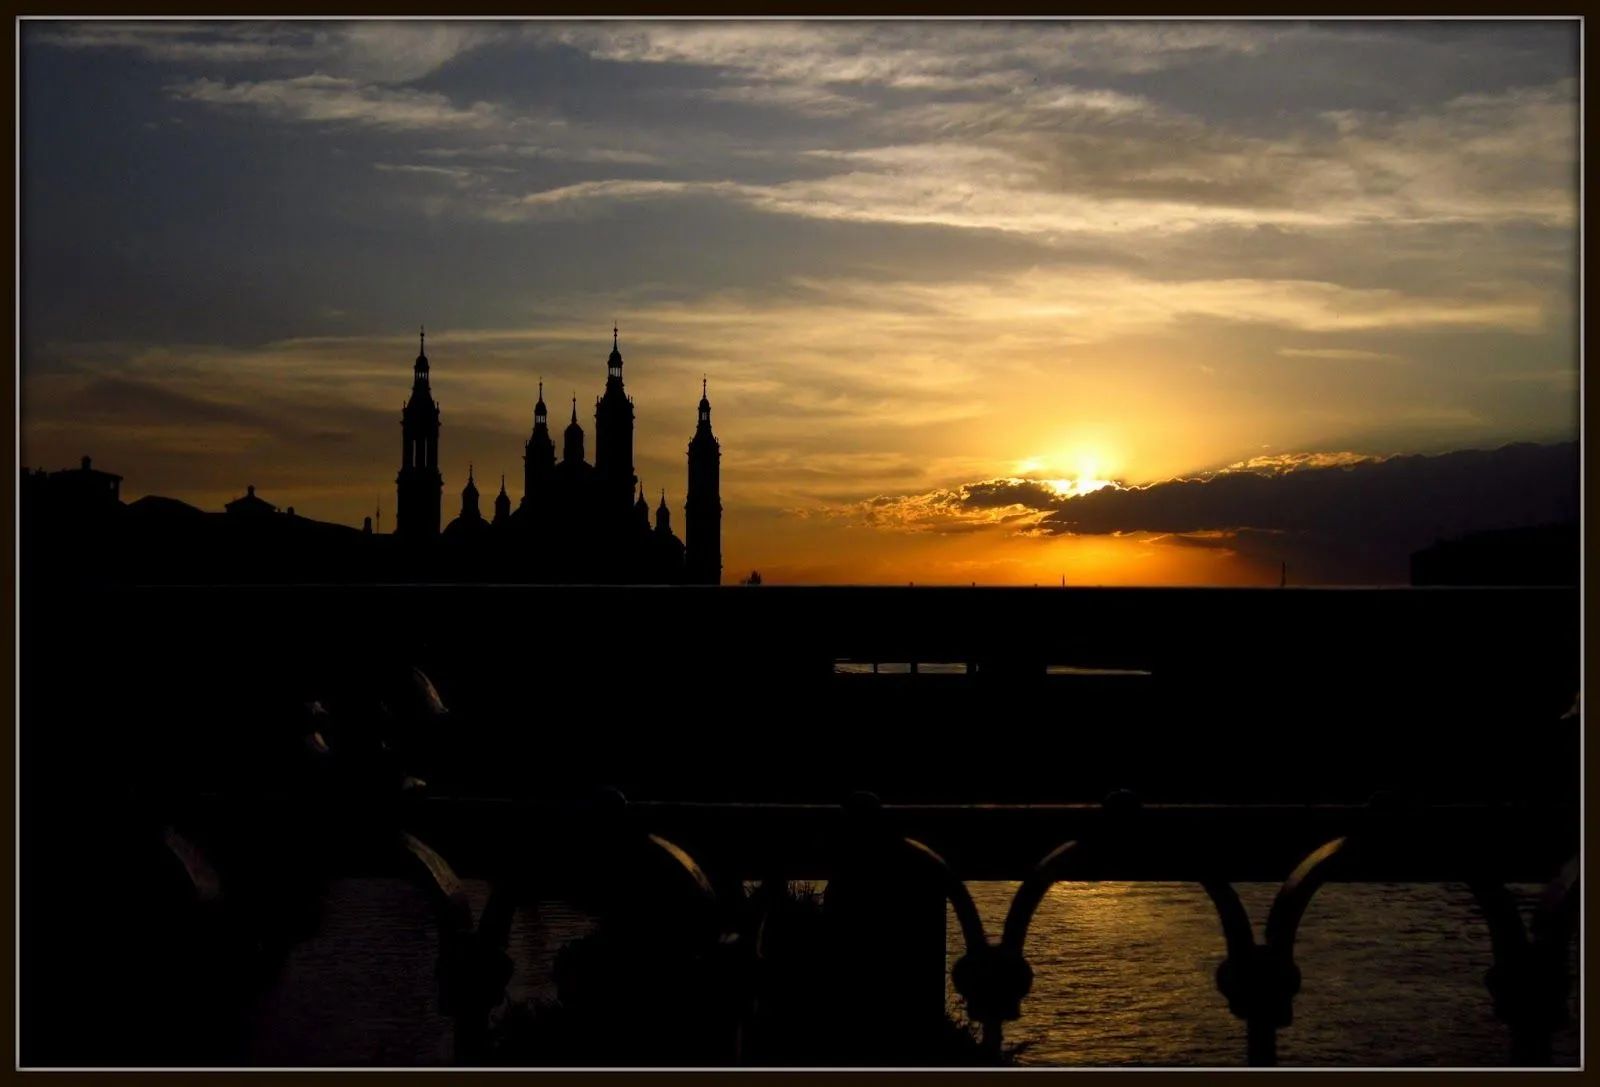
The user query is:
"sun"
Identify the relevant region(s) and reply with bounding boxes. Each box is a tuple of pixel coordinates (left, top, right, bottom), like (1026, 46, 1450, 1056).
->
(1016, 449, 1120, 497)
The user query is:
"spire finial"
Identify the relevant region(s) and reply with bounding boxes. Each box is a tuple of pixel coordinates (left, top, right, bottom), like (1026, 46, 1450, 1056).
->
(468, 461, 474, 481)
(571, 394, 578, 424)
(613, 322, 619, 350)
(500, 473, 506, 493)
(702, 375, 708, 398)
(538, 378, 544, 399)
(420, 325, 425, 353)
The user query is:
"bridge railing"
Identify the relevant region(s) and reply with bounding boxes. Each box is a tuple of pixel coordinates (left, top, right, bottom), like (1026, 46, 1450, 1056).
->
(138, 785, 1578, 1069)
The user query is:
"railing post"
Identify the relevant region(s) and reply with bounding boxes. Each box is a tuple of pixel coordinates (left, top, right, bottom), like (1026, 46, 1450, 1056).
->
(1473, 855, 1579, 1066)
(821, 791, 950, 1061)
(960, 791, 1146, 1061)
(398, 832, 511, 1066)
(567, 788, 745, 1066)
(1211, 938, 1299, 1067)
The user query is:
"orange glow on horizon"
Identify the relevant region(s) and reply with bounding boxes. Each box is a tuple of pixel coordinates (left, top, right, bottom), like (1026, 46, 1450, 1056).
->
(741, 518, 1279, 588)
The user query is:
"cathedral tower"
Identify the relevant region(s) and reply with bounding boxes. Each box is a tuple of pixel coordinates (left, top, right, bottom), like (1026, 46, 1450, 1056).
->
(594, 326, 637, 518)
(396, 327, 443, 540)
(522, 379, 556, 510)
(494, 475, 511, 525)
(563, 395, 586, 465)
(685, 378, 722, 585)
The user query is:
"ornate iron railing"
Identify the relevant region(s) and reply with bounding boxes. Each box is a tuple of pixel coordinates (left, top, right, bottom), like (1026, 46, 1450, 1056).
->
(147, 779, 1577, 1068)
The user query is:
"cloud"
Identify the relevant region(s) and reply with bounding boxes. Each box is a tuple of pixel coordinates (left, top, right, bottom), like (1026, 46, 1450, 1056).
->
(415, 142, 664, 166)
(770, 268, 1547, 340)
(31, 21, 310, 64)
(810, 441, 1577, 582)
(330, 22, 506, 85)
(169, 74, 502, 130)
(34, 21, 504, 84)
(375, 81, 1574, 283)
(763, 79, 1575, 238)
(499, 178, 709, 211)
(532, 21, 1283, 90)
(1277, 347, 1400, 362)
(1220, 451, 1383, 473)
(677, 80, 872, 118)
(112, 22, 1568, 255)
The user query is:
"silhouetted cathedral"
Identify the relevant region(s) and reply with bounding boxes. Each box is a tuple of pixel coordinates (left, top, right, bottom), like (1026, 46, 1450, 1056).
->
(20, 326, 726, 588)
(409, 326, 721, 585)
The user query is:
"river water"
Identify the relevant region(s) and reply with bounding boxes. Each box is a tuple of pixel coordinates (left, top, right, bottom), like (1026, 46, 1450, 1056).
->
(238, 877, 1578, 1067)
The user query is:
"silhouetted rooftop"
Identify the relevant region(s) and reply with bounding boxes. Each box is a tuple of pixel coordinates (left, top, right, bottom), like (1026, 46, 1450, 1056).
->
(126, 494, 206, 518)
(224, 485, 278, 517)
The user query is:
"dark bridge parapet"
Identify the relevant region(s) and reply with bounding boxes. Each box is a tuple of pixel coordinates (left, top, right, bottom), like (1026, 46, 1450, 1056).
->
(159, 794, 1580, 884)
(66, 582, 1580, 676)
(39, 584, 1581, 806)
(387, 798, 1578, 885)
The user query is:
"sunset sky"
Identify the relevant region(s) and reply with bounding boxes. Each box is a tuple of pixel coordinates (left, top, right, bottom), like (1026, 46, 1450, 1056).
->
(21, 19, 1580, 584)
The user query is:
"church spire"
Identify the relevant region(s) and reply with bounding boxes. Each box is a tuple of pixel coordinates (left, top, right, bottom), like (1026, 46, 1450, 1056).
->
(413, 324, 431, 383)
(563, 393, 586, 465)
(655, 487, 673, 534)
(493, 472, 511, 524)
(606, 324, 624, 380)
(459, 463, 481, 521)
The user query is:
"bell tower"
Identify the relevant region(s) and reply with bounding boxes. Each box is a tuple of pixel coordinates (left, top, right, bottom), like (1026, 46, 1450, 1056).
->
(594, 325, 637, 517)
(396, 327, 443, 540)
(522, 378, 556, 509)
(685, 377, 722, 585)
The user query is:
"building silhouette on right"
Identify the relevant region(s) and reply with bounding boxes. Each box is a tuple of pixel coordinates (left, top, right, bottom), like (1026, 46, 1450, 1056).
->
(1409, 522, 1578, 586)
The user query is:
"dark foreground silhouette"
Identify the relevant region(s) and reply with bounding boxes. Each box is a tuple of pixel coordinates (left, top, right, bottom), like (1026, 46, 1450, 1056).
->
(19, 569, 1578, 1065)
